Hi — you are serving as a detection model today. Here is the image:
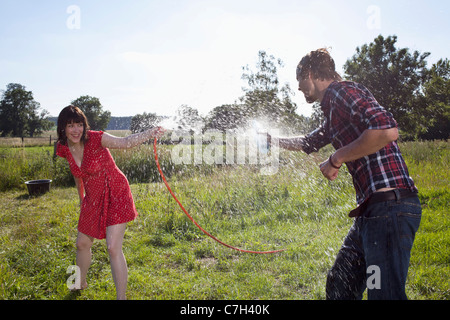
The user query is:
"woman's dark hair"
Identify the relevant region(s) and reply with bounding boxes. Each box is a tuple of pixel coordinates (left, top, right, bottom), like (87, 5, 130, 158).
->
(296, 48, 342, 81)
(57, 105, 90, 145)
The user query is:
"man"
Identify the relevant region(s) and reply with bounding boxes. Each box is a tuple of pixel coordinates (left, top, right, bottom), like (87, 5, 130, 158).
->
(272, 48, 422, 299)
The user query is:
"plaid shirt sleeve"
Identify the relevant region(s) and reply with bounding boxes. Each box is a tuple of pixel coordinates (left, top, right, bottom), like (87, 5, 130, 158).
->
(301, 123, 331, 155)
(340, 82, 397, 131)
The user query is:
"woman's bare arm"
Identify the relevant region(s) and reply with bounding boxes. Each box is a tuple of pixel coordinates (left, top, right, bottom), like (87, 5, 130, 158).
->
(101, 127, 165, 149)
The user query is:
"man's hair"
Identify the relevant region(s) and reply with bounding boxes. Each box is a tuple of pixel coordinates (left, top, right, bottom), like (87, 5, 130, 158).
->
(297, 48, 342, 81)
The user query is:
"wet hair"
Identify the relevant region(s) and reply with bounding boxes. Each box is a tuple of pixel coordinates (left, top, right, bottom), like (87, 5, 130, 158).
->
(57, 105, 90, 145)
(296, 48, 342, 81)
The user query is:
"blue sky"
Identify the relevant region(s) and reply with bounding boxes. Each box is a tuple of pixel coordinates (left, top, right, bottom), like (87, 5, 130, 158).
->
(0, 0, 448, 117)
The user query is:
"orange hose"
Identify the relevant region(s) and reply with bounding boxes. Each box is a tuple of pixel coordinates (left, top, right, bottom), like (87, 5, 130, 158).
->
(153, 137, 286, 254)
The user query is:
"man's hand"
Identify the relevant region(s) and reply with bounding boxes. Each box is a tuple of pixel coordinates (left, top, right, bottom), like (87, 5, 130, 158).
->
(319, 157, 340, 181)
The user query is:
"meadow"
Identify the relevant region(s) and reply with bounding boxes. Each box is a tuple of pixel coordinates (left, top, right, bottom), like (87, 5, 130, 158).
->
(0, 136, 448, 300)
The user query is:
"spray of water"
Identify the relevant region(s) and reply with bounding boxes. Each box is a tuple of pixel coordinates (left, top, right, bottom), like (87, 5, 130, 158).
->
(250, 120, 270, 155)
(157, 116, 180, 131)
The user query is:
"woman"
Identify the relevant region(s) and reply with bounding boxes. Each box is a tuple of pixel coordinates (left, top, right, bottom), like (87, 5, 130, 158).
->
(56, 105, 163, 300)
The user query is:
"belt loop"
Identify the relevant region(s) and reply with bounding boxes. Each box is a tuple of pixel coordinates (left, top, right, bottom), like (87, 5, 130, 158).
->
(393, 189, 401, 203)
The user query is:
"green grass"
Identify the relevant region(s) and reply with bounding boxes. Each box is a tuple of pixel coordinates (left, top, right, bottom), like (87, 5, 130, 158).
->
(400, 140, 449, 299)
(0, 141, 448, 300)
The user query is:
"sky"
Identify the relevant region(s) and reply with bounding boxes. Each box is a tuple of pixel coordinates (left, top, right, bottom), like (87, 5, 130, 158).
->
(0, 0, 449, 118)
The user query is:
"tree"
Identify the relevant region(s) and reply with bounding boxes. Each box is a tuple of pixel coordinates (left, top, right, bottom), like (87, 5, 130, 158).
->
(238, 51, 305, 133)
(0, 83, 52, 137)
(71, 95, 111, 131)
(28, 108, 53, 137)
(242, 50, 283, 93)
(241, 51, 299, 123)
(204, 104, 248, 132)
(418, 58, 450, 140)
(343, 35, 432, 139)
(175, 104, 204, 133)
(130, 112, 159, 134)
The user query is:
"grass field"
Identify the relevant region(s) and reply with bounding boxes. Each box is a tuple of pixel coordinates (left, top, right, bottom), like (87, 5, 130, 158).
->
(0, 138, 448, 300)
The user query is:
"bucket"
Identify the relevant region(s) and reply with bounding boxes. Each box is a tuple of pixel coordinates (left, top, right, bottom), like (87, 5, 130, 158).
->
(25, 179, 52, 196)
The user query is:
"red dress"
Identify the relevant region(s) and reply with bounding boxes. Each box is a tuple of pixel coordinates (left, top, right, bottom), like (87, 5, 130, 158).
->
(56, 130, 138, 239)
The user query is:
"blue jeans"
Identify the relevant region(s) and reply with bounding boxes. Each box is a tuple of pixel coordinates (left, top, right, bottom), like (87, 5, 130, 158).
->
(326, 195, 422, 300)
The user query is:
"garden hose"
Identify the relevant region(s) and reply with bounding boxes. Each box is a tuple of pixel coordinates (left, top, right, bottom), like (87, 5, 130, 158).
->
(153, 137, 286, 254)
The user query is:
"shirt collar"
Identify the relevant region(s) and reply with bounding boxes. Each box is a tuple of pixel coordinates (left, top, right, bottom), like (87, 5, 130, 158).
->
(320, 81, 340, 113)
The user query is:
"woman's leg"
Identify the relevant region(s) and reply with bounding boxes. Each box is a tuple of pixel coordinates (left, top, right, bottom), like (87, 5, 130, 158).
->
(106, 223, 128, 300)
(76, 232, 94, 290)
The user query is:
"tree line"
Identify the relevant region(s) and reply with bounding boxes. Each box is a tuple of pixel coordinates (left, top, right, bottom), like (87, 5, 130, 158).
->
(1, 35, 448, 140)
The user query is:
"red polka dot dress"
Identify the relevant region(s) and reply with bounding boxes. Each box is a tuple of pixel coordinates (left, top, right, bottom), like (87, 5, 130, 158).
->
(56, 130, 138, 239)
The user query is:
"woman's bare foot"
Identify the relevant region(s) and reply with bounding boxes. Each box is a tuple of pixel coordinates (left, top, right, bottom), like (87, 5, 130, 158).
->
(70, 281, 88, 292)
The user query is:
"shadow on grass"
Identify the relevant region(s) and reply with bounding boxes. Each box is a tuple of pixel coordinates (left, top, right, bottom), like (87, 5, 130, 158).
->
(63, 290, 82, 300)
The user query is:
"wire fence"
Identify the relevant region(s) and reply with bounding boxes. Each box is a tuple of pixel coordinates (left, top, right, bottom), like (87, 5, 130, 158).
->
(0, 135, 56, 148)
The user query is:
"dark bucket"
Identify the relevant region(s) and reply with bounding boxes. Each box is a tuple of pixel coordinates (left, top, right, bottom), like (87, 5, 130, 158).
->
(25, 179, 52, 196)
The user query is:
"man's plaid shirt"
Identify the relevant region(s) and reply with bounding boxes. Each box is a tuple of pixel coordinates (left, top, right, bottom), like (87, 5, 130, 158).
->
(301, 81, 417, 205)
